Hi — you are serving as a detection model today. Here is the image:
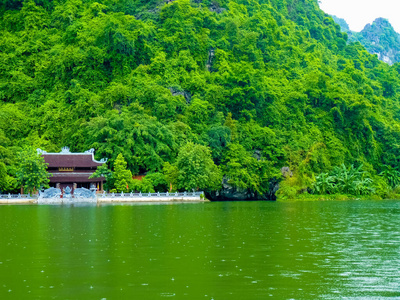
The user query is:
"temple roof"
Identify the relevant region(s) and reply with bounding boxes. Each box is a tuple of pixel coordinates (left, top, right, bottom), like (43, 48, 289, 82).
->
(49, 172, 103, 183)
(38, 147, 107, 168)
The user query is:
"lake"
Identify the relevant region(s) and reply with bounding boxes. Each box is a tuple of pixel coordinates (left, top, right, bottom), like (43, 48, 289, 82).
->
(1, 200, 400, 299)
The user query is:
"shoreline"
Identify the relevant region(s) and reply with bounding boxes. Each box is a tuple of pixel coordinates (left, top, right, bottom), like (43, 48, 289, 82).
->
(2, 193, 400, 204)
(0, 191, 207, 205)
(0, 199, 37, 204)
(0, 196, 208, 205)
(277, 194, 400, 202)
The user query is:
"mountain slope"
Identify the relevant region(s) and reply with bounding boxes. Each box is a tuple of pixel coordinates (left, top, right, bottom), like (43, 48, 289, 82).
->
(1, 0, 400, 199)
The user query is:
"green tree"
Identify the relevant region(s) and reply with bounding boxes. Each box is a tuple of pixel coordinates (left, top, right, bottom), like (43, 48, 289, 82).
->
(0, 129, 17, 193)
(0, 161, 16, 193)
(221, 143, 275, 195)
(16, 147, 51, 194)
(113, 153, 133, 192)
(145, 172, 169, 192)
(175, 142, 222, 191)
(131, 177, 155, 193)
(163, 162, 179, 192)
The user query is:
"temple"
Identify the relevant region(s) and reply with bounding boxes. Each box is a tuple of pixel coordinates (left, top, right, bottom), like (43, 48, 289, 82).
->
(37, 147, 108, 192)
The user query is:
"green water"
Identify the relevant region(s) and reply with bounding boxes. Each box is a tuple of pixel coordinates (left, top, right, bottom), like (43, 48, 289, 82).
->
(1, 200, 400, 299)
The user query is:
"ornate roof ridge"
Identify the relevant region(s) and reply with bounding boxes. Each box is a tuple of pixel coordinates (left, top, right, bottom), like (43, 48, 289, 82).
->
(37, 147, 108, 163)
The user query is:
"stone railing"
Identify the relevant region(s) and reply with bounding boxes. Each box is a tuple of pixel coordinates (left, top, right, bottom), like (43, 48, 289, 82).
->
(0, 193, 36, 199)
(0, 193, 37, 203)
(0, 191, 206, 203)
(100, 191, 204, 198)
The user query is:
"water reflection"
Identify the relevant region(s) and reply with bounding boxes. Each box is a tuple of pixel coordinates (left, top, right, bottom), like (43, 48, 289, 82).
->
(1, 201, 400, 299)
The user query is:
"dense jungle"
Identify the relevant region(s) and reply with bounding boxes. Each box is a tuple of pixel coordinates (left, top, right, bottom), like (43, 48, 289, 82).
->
(2, 0, 400, 200)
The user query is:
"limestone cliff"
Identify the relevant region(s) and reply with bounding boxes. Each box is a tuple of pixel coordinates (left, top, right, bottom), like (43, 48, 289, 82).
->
(332, 16, 400, 65)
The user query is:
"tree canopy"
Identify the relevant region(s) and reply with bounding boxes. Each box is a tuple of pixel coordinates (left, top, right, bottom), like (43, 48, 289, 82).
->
(16, 147, 50, 194)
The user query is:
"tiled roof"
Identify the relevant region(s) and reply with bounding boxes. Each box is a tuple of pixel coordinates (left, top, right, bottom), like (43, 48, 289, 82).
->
(49, 172, 103, 183)
(43, 154, 104, 168)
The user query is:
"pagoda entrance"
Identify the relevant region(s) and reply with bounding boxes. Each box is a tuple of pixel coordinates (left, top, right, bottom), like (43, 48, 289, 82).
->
(53, 182, 100, 194)
(39, 147, 107, 194)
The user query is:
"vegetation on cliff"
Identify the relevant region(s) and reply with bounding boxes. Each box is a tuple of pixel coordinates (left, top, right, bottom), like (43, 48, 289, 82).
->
(1, 0, 400, 200)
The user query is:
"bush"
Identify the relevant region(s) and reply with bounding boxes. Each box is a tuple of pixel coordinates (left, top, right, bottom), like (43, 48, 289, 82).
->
(277, 174, 310, 200)
(145, 172, 169, 191)
(130, 178, 155, 193)
(312, 164, 375, 196)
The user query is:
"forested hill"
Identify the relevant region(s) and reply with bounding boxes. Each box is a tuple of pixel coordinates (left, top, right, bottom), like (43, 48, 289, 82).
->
(332, 16, 400, 65)
(1, 0, 400, 200)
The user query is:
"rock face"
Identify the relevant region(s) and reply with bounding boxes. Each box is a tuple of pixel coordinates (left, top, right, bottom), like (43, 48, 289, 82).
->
(206, 176, 252, 201)
(206, 48, 215, 72)
(357, 18, 400, 65)
(280, 167, 293, 178)
(169, 87, 192, 103)
(206, 167, 293, 201)
(206, 178, 279, 201)
(332, 16, 400, 65)
(209, 2, 226, 14)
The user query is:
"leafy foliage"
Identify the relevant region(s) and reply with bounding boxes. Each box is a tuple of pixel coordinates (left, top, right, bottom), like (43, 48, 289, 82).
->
(131, 177, 155, 193)
(175, 142, 221, 191)
(113, 153, 133, 192)
(221, 143, 276, 195)
(379, 165, 400, 189)
(145, 172, 169, 192)
(16, 147, 50, 194)
(312, 164, 375, 196)
(89, 163, 114, 191)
